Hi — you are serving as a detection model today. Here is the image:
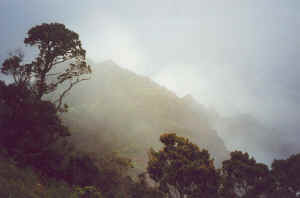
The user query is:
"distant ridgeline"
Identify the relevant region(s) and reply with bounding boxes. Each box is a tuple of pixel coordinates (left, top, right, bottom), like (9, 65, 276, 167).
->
(63, 60, 229, 170)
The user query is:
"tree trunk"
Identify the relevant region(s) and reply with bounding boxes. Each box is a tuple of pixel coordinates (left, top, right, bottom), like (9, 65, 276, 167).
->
(37, 73, 46, 99)
(179, 191, 184, 198)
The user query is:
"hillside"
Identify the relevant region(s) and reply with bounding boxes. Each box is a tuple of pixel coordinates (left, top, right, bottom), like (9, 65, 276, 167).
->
(63, 60, 229, 169)
(0, 151, 76, 198)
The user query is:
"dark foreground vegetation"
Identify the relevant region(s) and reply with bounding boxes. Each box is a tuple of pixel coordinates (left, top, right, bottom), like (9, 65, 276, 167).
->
(0, 23, 299, 197)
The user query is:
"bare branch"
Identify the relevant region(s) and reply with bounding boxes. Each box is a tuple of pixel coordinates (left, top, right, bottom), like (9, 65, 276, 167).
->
(54, 77, 90, 112)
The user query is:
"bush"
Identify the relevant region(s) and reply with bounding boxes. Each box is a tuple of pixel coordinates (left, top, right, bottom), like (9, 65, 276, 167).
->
(0, 82, 70, 163)
(0, 151, 75, 198)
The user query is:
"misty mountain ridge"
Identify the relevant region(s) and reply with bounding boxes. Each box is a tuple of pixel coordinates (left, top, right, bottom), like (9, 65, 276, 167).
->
(63, 60, 229, 169)
(51, 59, 294, 167)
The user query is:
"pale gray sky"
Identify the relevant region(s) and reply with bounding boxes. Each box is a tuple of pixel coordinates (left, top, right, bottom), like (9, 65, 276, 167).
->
(1, 0, 300, 163)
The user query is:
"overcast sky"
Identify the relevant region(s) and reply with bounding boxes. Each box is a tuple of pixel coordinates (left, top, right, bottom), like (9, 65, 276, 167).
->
(1, 0, 299, 163)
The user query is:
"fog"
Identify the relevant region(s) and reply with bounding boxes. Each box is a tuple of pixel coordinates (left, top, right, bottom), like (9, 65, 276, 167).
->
(62, 60, 228, 169)
(1, 0, 300, 164)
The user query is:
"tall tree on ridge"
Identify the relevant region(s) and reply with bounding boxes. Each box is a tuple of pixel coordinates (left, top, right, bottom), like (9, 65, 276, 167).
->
(1, 22, 91, 112)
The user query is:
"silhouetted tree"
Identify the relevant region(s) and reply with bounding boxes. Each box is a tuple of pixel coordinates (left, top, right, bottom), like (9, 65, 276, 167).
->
(147, 133, 220, 198)
(1, 50, 31, 87)
(221, 151, 269, 198)
(1, 23, 91, 112)
(270, 153, 300, 197)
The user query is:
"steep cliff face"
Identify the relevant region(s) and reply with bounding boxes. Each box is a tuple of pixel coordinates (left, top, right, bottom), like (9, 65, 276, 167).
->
(64, 60, 229, 169)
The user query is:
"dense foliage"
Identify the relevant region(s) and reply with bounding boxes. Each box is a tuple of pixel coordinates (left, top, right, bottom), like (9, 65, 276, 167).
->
(0, 22, 299, 197)
(148, 133, 220, 198)
(148, 133, 300, 198)
(0, 81, 69, 160)
(0, 23, 162, 198)
(1, 23, 91, 112)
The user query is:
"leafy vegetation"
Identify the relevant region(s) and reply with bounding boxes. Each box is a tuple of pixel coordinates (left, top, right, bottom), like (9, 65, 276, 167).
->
(220, 151, 269, 197)
(0, 22, 164, 198)
(148, 133, 300, 198)
(0, 149, 75, 198)
(1, 23, 91, 112)
(147, 133, 220, 198)
(0, 22, 299, 197)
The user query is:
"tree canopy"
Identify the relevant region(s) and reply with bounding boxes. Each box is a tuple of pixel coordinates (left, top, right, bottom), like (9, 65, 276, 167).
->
(2, 22, 300, 198)
(221, 151, 269, 198)
(0, 81, 70, 161)
(1, 23, 91, 112)
(147, 133, 220, 198)
(270, 153, 300, 197)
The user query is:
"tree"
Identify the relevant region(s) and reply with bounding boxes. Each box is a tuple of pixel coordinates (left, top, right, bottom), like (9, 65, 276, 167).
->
(0, 82, 70, 160)
(130, 173, 164, 198)
(221, 151, 269, 198)
(1, 50, 31, 87)
(1, 23, 91, 111)
(147, 133, 220, 198)
(270, 153, 300, 197)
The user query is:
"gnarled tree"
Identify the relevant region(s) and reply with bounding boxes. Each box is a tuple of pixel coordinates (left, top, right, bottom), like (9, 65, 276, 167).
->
(1, 23, 91, 112)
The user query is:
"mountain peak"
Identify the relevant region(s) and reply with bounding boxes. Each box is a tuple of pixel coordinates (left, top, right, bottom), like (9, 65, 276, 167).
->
(182, 94, 197, 104)
(100, 59, 118, 66)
